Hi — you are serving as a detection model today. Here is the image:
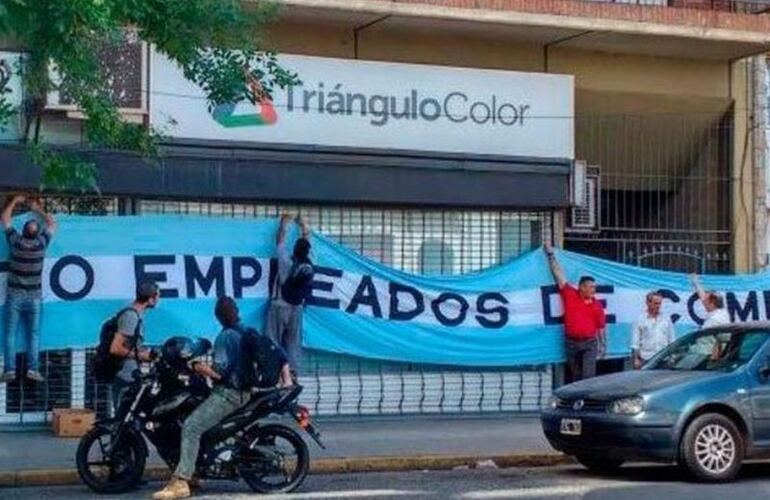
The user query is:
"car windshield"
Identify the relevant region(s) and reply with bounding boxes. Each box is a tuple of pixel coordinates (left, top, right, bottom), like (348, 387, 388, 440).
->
(646, 329, 769, 372)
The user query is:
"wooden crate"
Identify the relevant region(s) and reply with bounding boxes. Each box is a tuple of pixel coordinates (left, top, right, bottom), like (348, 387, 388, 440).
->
(52, 408, 95, 438)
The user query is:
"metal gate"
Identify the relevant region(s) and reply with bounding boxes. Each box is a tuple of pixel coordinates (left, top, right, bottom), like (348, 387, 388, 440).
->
(0, 197, 554, 425)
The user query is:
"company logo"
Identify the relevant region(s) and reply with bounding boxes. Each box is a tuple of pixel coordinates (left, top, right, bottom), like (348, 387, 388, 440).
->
(572, 399, 584, 411)
(211, 77, 277, 128)
(287, 82, 531, 128)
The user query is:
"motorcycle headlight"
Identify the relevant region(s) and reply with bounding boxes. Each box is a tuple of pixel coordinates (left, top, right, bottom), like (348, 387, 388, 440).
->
(609, 396, 644, 415)
(549, 396, 563, 410)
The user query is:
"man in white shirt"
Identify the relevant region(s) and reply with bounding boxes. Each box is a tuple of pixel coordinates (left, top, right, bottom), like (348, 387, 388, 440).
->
(631, 291, 675, 368)
(689, 274, 731, 328)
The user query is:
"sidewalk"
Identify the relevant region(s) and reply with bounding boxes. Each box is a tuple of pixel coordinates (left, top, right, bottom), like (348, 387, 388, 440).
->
(0, 414, 562, 486)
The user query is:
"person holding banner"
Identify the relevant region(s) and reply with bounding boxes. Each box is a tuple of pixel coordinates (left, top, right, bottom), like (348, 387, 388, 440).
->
(631, 291, 675, 369)
(266, 213, 313, 376)
(689, 273, 730, 328)
(1, 194, 56, 383)
(544, 243, 606, 382)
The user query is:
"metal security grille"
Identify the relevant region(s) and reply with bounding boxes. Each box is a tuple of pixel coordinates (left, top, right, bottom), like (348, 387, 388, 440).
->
(138, 201, 554, 416)
(0, 198, 553, 425)
(566, 114, 733, 274)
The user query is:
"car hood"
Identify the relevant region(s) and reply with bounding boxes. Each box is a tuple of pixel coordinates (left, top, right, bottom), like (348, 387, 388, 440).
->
(555, 370, 718, 400)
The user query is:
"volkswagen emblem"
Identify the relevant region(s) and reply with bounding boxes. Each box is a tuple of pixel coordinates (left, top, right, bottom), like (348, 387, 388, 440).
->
(572, 399, 584, 411)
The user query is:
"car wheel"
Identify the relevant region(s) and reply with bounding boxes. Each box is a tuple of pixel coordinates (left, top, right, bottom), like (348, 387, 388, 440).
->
(575, 454, 624, 473)
(679, 413, 744, 483)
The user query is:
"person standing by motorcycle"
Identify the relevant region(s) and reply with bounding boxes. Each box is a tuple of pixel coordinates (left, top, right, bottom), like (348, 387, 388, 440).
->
(154, 296, 293, 500)
(107, 281, 160, 412)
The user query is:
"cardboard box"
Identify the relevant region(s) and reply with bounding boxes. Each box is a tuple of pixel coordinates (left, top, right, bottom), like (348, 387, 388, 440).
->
(52, 408, 95, 438)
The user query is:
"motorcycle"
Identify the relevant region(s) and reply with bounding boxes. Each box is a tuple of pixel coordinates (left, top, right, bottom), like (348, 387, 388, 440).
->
(76, 336, 324, 494)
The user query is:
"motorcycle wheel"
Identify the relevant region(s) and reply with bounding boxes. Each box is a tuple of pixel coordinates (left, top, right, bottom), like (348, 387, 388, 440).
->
(239, 424, 310, 494)
(76, 426, 146, 494)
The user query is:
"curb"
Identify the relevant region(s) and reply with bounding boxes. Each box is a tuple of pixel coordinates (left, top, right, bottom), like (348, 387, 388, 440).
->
(0, 453, 570, 488)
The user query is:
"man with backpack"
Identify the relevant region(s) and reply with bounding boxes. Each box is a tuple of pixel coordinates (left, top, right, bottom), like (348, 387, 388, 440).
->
(154, 296, 292, 500)
(266, 213, 314, 376)
(94, 281, 159, 411)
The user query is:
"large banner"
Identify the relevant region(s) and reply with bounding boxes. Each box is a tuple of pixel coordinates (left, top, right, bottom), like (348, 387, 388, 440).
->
(1, 215, 768, 367)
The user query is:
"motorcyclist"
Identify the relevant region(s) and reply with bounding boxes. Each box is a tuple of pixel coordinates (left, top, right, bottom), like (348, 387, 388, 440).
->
(153, 296, 293, 500)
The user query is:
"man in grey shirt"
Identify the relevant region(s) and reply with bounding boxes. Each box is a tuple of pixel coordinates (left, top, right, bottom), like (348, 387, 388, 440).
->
(2, 194, 56, 383)
(265, 213, 312, 375)
(109, 281, 160, 411)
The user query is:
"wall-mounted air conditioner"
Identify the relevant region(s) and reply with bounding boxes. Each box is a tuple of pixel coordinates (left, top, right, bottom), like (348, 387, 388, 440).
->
(46, 30, 147, 120)
(567, 163, 600, 233)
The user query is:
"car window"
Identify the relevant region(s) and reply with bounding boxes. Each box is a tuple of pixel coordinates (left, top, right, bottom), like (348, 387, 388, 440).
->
(648, 330, 769, 372)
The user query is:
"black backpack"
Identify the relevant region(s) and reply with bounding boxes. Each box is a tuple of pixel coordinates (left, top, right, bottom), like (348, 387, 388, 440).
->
(280, 261, 315, 306)
(93, 308, 141, 383)
(237, 327, 289, 389)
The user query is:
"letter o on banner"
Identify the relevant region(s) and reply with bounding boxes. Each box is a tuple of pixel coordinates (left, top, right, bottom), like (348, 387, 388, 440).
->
(50, 255, 95, 301)
(431, 292, 470, 327)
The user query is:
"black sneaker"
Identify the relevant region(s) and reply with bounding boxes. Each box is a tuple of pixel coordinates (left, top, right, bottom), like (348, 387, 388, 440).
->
(1, 372, 15, 383)
(26, 370, 45, 383)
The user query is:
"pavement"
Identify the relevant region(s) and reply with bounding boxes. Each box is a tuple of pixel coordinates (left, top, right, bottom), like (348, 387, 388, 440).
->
(0, 414, 567, 488)
(5, 464, 770, 499)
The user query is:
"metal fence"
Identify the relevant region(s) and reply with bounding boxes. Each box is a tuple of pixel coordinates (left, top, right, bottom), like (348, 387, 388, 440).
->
(0, 199, 554, 425)
(566, 113, 733, 274)
(583, 0, 770, 14)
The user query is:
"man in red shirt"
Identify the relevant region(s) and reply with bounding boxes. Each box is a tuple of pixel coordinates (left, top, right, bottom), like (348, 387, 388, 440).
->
(544, 243, 606, 382)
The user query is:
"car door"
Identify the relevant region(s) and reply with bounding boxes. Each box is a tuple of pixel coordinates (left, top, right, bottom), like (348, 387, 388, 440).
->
(748, 340, 770, 450)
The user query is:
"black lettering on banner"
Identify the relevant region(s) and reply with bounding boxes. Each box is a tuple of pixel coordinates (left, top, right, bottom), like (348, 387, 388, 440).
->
(134, 255, 179, 298)
(687, 292, 704, 326)
(389, 282, 425, 321)
(232, 257, 262, 299)
(657, 289, 681, 324)
(540, 285, 562, 325)
(726, 291, 759, 322)
(431, 292, 469, 327)
(305, 265, 342, 309)
(345, 275, 383, 318)
(595, 285, 616, 324)
(50, 255, 94, 301)
(475, 292, 509, 329)
(184, 255, 225, 298)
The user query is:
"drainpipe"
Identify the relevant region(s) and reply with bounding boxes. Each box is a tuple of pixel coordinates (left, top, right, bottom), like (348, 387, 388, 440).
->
(752, 55, 769, 270)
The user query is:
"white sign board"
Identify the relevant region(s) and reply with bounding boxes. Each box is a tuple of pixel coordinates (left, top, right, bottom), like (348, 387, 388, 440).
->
(151, 53, 574, 159)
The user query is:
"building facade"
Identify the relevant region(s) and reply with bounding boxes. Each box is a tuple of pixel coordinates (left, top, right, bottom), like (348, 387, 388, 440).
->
(1, 0, 770, 424)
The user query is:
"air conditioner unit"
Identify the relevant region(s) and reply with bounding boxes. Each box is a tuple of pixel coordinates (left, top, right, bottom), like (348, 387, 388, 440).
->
(46, 31, 147, 119)
(567, 166, 600, 233)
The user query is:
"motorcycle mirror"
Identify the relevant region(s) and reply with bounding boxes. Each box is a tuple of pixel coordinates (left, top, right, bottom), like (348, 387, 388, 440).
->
(192, 338, 212, 356)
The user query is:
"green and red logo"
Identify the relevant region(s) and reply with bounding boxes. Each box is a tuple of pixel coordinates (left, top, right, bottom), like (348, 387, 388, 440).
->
(212, 78, 277, 128)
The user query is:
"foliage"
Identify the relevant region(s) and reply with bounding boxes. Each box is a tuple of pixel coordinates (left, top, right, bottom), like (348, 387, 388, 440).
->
(0, 0, 299, 191)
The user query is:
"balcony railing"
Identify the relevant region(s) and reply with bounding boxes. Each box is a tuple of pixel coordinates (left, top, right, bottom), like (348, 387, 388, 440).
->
(584, 0, 770, 14)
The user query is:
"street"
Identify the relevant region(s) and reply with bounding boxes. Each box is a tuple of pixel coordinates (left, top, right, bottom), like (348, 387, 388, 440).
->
(4, 463, 770, 500)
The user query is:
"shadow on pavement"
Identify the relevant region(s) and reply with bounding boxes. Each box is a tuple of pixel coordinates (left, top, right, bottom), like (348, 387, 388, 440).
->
(566, 460, 770, 484)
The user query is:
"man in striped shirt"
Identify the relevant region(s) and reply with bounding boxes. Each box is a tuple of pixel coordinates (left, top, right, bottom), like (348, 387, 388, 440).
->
(2, 194, 57, 383)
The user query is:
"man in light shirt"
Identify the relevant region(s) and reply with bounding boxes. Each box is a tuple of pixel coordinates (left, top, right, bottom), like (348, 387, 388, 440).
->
(689, 274, 730, 328)
(631, 291, 675, 369)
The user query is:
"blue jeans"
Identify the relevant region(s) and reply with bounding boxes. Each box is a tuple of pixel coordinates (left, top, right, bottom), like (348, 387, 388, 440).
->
(3, 294, 42, 372)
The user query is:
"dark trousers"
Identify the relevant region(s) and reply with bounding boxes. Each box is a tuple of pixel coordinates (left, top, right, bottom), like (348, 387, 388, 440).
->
(566, 338, 598, 383)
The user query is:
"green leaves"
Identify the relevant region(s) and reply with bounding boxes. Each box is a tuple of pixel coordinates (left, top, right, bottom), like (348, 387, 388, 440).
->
(0, 0, 293, 192)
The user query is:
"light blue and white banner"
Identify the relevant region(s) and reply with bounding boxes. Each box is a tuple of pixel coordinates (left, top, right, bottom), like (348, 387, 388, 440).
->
(0, 215, 767, 367)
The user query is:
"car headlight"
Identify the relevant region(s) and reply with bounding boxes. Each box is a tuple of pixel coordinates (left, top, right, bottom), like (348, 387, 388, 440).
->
(549, 396, 563, 410)
(609, 396, 644, 415)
